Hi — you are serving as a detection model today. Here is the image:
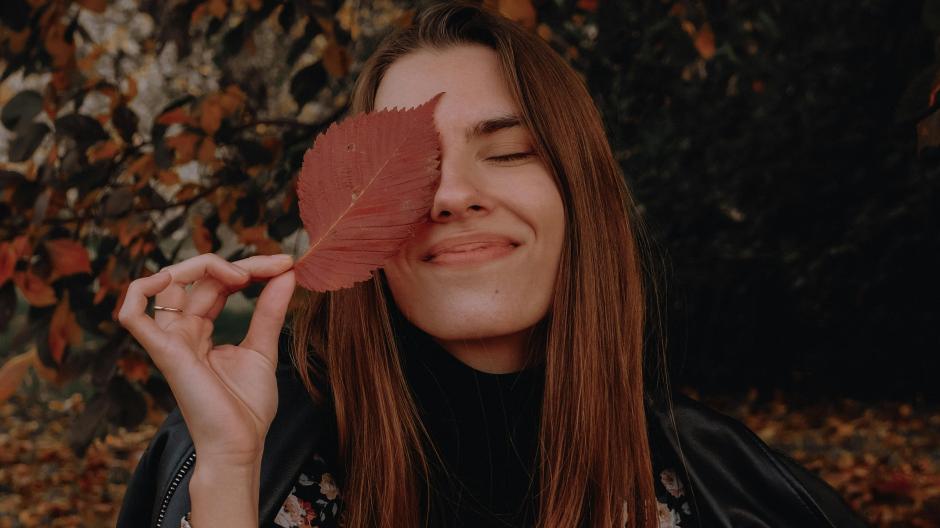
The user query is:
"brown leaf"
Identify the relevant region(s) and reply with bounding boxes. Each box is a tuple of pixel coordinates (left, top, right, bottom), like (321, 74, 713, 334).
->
(44, 239, 92, 278)
(322, 39, 351, 78)
(295, 93, 443, 291)
(49, 292, 82, 365)
(13, 269, 57, 307)
(0, 348, 38, 404)
(917, 109, 940, 152)
(8, 26, 30, 55)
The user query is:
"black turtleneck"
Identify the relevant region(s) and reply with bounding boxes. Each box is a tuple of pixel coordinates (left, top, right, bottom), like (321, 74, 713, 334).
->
(400, 323, 545, 528)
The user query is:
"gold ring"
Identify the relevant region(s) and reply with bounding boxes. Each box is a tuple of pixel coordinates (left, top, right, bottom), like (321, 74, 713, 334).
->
(153, 305, 184, 313)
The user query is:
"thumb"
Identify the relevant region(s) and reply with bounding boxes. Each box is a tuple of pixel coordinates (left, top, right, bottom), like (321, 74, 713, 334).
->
(241, 270, 296, 360)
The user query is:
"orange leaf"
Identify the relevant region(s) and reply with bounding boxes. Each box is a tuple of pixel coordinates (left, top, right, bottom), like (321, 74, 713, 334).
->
(156, 107, 191, 125)
(198, 137, 218, 165)
(175, 183, 203, 202)
(13, 270, 57, 307)
(576, 0, 597, 12)
(485, 0, 536, 30)
(117, 356, 150, 383)
(238, 225, 281, 255)
(158, 169, 180, 185)
(0, 349, 38, 404)
(214, 187, 244, 224)
(295, 93, 443, 291)
(44, 21, 75, 69)
(124, 76, 138, 101)
(199, 99, 223, 135)
(49, 292, 82, 365)
(127, 153, 156, 189)
(44, 239, 92, 278)
(116, 216, 148, 246)
(76, 0, 107, 13)
(191, 3, 208, 25)
(207, 0, 228, 19)
(87, 140, 120, 163)
(694, 22, 716, 60)
(219, 85, 247, 115)
(77, 45, 106, 75)
(165, 132, 200, 164)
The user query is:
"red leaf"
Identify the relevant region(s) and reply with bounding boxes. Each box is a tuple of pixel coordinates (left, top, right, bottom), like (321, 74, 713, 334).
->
(0, 241, 17, 286)
(45, 239, 92, 278)
(49, 292, 82, 365)
(13, 270, 57, 307)
(295, 93, 443, 291)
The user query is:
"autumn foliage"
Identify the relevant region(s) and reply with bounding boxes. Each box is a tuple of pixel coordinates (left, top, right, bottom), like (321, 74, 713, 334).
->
(0, 0, 938, 525)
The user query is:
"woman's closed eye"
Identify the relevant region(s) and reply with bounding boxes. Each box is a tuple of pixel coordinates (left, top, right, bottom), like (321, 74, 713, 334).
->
(487, 151, 534, 163)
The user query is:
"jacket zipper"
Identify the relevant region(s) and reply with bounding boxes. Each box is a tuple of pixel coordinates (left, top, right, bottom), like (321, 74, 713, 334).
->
(154, 451, 196, 528)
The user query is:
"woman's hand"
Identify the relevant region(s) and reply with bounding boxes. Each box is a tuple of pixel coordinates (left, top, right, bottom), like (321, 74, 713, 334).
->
(117, 253, 296, 468)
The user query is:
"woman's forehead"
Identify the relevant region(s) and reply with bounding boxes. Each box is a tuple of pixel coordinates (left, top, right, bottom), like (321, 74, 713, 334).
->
(373, 45, 522, 135)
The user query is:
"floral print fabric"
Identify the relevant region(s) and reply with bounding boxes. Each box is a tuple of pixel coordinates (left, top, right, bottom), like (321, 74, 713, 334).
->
(180, 453, 692, 528)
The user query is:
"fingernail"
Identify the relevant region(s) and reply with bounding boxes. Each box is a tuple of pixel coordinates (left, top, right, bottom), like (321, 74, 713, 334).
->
(233, 264, 250, 276)
(275, 254, 293, 262)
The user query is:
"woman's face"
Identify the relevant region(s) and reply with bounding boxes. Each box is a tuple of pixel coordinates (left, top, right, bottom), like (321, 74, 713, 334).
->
(377, 44, 565, 347)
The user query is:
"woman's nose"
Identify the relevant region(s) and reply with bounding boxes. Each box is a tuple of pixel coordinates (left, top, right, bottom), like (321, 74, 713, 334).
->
(429, 159, 490, 222)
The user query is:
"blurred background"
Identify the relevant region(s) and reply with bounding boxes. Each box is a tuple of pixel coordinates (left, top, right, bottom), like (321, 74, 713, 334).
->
(0, 0, 937, 526)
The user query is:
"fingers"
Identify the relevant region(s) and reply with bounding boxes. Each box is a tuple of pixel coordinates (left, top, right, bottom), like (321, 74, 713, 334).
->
(230, 254, 295, 278)
(162, 253, 251, 286)
(184, 254, 295, 317)
(117, 271, 173, 351)
(242, 269, 296, 360)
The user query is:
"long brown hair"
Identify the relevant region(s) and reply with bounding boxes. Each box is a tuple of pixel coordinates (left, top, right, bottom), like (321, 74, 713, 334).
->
(290, 3, 660, 527)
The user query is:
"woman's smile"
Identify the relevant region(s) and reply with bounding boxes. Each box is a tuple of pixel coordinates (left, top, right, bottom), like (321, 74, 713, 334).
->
(424, 241, 520, 266)
(421, 231, 523, 266)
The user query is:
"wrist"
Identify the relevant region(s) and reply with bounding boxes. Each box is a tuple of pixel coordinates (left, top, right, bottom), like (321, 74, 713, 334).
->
(189, 459, 262, 528)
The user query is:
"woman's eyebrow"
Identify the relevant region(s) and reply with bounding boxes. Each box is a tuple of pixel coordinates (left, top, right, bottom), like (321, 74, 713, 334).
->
(464, 114, 524, 142)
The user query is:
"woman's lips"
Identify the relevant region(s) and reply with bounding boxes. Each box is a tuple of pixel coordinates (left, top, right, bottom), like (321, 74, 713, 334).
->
(425, 242, 518, 265)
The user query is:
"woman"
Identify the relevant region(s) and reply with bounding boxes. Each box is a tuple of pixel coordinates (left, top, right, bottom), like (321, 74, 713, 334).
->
(116, 3, 868, 527)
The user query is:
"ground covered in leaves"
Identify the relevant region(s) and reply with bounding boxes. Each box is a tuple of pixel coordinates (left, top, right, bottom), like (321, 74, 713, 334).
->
(0, 389, 936, 527)
(700, 390, 940, 527)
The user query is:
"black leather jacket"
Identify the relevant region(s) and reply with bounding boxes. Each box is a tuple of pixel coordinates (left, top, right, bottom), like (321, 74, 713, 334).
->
(116, 340, 869, 528)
